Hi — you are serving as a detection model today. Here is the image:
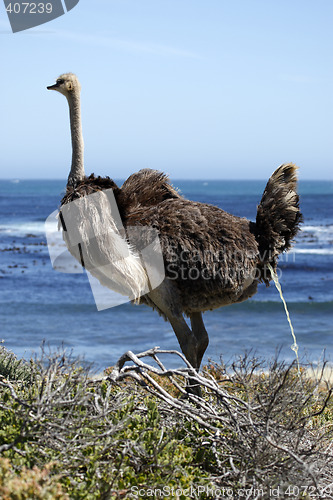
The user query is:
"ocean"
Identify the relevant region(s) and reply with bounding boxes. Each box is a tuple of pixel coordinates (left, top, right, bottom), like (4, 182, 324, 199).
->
(0, 177, 332, 372)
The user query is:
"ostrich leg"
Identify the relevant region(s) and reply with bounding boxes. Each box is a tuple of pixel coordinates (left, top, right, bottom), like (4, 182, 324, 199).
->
(189, 312, 209, 369)
(167, 315, 199, 369)
(166, 313, 204, 397)
(148, 285, 202, 395)
(148, 287, 198, 366)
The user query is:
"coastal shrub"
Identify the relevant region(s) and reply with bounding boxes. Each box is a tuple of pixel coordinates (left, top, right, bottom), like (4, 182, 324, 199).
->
(0, 458, 68, 499)
(0, 344, 332, 498)
(0, 341, 33, 381)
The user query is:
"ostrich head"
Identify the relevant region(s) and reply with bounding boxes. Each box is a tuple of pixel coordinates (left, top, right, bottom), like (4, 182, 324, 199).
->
(47, 73, 81, 97)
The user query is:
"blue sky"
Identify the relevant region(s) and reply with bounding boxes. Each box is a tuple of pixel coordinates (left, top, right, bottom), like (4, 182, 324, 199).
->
(0, 0, 332, 180)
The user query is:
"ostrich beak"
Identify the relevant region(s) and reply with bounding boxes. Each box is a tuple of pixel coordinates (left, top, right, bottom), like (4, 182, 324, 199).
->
(47, 83, 59, 90)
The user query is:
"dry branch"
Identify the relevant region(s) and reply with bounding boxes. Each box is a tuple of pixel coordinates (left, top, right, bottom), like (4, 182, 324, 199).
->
(108, 347, 333, 497)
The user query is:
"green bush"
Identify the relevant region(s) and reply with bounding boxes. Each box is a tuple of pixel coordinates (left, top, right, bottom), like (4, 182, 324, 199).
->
(0, 458, 68, 499)
(0, 342, 33, 381)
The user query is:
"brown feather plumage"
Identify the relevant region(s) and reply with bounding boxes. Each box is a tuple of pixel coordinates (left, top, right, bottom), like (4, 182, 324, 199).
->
(60, 164, 302, 316)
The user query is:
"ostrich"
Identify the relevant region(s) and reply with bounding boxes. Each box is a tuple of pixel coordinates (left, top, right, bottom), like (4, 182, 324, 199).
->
(48, 73, 302, 375)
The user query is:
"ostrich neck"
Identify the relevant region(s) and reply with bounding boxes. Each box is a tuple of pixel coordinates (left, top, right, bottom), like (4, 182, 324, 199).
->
(67, 92, 84, 186)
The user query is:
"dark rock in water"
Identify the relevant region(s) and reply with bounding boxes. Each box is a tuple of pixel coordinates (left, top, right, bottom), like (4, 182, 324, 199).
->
(1, 247, 20, 252)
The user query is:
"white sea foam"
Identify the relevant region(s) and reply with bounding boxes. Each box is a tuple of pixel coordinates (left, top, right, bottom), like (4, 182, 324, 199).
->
(0, 221, 46, 236)
(294, 225, 333, 255)
(300, 225, 333, 242)
(292, 248, 333, 255)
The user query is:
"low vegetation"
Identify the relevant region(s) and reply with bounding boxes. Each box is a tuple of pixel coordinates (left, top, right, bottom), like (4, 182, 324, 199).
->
(0, 342, 332, 499)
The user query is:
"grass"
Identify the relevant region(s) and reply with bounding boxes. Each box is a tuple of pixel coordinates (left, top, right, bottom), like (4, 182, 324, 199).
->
(0, 342, 332, 499)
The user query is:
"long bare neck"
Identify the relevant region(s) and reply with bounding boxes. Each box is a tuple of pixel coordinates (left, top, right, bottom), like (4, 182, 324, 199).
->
(67, 91, 85, 186)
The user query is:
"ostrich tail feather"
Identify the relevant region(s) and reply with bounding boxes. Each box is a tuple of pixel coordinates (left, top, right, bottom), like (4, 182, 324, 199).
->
(255, 163, 303, 282)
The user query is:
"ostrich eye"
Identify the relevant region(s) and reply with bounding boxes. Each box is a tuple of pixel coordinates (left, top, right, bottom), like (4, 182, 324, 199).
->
(57, 79, 64, 84)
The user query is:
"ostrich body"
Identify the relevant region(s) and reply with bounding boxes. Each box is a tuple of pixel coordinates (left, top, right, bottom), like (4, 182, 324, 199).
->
(48, 73, 302, 371)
